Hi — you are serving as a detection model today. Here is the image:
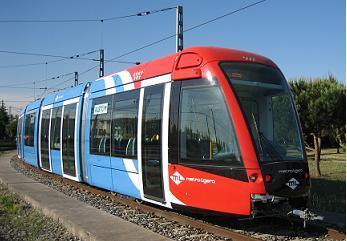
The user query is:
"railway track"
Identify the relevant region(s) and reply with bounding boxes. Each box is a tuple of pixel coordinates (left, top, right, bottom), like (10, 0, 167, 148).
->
(11, 156, 345, 241)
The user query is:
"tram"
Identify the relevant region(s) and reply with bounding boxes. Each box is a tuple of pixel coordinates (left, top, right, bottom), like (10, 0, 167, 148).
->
(17, 47, 310, 217)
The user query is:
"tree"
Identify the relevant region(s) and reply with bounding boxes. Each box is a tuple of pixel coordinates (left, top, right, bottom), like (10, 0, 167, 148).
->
(5, 116, 18, 140)
(0, 100, 9, 140)
(328, 86, 346, 153)
(290, 76, 345, 176)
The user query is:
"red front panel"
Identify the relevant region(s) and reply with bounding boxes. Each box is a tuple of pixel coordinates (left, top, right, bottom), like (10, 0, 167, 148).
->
(169, 164, 251, 215)
(168, 60, 267, 216)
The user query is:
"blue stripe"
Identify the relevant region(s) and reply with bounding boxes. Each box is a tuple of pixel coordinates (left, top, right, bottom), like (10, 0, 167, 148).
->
(113, 75, 124, 93)
(111, 156, 138, 173)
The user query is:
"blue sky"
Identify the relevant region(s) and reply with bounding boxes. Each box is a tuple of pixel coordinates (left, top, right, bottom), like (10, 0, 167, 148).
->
(0, 0, 345, 114)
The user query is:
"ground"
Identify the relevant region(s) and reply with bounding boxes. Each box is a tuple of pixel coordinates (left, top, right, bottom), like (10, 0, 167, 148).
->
(0, 184, 81, 241)
(1, 149, 345, 215)
(306, 148, 346, 214)
(0, 152, 81, 241)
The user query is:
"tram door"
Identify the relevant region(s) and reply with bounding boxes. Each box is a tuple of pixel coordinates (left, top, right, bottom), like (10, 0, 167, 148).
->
(61, 103, 77, 178)
(40, 109, 52, 171)
(141, 84, 165, 201)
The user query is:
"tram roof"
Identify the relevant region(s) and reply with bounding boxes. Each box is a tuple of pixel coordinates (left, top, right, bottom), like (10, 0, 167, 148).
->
(89, 46, 277, 93)
(23, 46, 277, 109)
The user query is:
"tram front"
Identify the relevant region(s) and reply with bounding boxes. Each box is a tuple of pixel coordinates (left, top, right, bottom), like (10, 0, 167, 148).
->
(220, 62, 310, 213)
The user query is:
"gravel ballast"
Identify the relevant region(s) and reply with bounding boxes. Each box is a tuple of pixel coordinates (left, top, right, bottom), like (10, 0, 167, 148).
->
(10, 156, 341, 241)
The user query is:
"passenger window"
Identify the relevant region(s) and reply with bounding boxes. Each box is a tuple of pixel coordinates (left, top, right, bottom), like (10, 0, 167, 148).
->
(24, 113, 35, 146)
(62, 104, 77, 176)
(141, 84, 164, 200)
(90, 95, 112, 155)
(50, 107, 62, 150)
(40, 109, 51, 170)
(179, 79, 241, 166)
(111, 89, 139, 158)
(17, 117, 22, 145)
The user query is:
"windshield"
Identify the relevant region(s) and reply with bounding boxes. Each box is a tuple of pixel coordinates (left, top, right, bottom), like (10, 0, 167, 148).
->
(220, 62, 304, 162)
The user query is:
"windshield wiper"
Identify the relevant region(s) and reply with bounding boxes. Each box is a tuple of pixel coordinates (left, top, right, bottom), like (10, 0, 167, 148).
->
(249, 113, 283, 162)
(258, 132, 284, 162)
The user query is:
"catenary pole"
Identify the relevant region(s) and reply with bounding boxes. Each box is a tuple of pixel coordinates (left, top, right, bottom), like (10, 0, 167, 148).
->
(74, 72, 78, 86)
(176, 6, 183, 52)
(99, 49, 105, 77)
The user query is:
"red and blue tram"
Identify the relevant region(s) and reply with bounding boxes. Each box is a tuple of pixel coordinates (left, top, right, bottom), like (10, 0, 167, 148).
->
(17, 47, 310, 217)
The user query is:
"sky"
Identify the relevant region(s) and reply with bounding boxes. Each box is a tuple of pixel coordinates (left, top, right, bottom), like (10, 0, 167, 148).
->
(0, 0, 345, 115)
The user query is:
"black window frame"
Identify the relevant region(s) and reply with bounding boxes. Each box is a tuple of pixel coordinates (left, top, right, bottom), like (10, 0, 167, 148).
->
(24, 112, 35, 147)
(141, 83, 165, 201)
(40, 109, 51, 170)
(50, 106, 63, 151)
(62, 103, 77, 177)
(168, 82, 181, 164)
(89, 95, 112, 156)
(111, 89, 140, 159)
(219, 61, 305, 163)
(17, 117, 23, 152)
(177, 78, 243, 167)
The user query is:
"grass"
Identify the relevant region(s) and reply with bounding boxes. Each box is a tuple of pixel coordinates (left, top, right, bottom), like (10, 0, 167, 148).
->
(0, 184, 80, 241)
(0, 140, 16, 152)
(306, 148, 346, 162)
(306, 148, 346, 214)
(0, 186, 47, 240)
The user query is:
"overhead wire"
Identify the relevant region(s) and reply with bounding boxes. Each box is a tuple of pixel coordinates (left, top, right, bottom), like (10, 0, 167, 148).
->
(2, 1, 267, 100)
(0, 6, 177, 104)
(52, 1, 267, 90)
(0, 49, 139, 68)
(0, 6, 176, 23)
(0, 49, 99, 69)
(0, 59, 66, 68)
(0, 64, 98, 90)
(1, 100, 32, 102)
(0, 72, 76, 88)
(50, 64, 99, 90)
(0, 49, 99, 59)
(108, 0, 267, 61)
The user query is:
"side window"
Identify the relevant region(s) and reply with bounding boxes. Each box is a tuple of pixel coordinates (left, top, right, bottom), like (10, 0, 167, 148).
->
(24, 113, 35, 146)
(17, 117, 22, 143)
(17, 117, 22, 153)
(111, 89, 139, 158)
(90, 95, 112, 155)
(168, 82, 181, 164)
(62, 103, 77, 176)
(40, 109, 51, 170)
(50, 106, 62, 150)
(142, 84, 164, 164)
(179, 79, 241, 166)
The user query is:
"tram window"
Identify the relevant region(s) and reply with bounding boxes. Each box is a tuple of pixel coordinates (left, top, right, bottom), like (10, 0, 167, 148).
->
(179, 80, 241, 166)
(40, 109, 51, 170)
(50, 107, 62, 150)
(24, 113, 35, 146)
(111, 89, 139, 158)
(90, 95, 112, 155)
(62, 104, 77, 176)
(17, 117, 22, 151)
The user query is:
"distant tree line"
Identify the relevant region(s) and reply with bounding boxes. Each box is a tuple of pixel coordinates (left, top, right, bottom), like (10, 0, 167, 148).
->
(289, 75, 346, 176)
(0, 100, 17, 144)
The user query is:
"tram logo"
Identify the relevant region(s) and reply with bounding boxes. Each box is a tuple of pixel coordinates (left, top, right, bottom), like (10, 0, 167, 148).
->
(286, 178, 300, 190)
(170, 171, 185, 185)
(170, 171, 216, 186)
(55, 95, 63, 101)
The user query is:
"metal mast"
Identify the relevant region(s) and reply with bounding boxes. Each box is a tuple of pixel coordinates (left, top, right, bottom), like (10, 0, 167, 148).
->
(176, 6, 183, 52)
(99, 49, 105, 77)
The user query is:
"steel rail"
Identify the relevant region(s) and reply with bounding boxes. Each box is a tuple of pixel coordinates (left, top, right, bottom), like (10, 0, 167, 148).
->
(13, 156, 345, 241)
